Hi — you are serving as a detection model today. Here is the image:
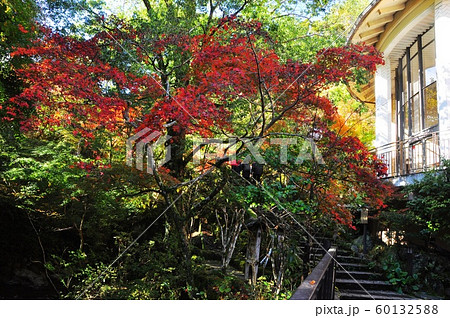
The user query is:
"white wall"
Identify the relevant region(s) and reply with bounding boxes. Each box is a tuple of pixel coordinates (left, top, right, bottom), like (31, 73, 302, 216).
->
(375, 60, 393, 148)
(435, 0, 450, 159)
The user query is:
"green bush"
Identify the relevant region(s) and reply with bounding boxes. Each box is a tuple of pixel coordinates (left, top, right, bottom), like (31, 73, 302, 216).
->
(404, 160, 450, 248)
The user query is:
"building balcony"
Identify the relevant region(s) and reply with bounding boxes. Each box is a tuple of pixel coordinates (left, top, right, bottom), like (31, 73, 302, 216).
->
(376, 130, 449, 185)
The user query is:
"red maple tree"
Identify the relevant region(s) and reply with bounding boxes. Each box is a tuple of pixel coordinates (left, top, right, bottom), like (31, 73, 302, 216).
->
(2, 18, 392, 227)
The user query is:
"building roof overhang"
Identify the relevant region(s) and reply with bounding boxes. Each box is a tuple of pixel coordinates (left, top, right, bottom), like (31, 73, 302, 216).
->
(347, 0, 435, 105)
(347, 0, 407, 104)
(347, 0, 409, 104)
(349, 0, 409, 48)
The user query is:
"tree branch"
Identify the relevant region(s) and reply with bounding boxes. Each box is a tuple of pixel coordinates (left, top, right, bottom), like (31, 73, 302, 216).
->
(141, 0, 153, 14)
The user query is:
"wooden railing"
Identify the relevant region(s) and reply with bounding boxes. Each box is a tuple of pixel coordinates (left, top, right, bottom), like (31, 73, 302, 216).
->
(290, 247, 337, 300)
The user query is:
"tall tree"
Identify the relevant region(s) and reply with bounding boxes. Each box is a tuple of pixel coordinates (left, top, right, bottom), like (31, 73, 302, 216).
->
(0, 0, 38, 102)
(3, 15, 391, 296)
(1, 0, 393, 299)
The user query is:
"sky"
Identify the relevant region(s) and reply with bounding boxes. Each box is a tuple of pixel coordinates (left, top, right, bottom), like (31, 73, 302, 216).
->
(102, 0, 323, 19)
(103, 0, 145, 17)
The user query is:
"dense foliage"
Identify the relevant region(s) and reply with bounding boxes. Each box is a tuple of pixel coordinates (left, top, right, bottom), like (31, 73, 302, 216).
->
(370, 163, 450, 298)
(1, 0, 392, 299)
(378, 161, 450, 250)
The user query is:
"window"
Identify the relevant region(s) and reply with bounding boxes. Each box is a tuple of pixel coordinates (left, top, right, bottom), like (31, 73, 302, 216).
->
(423, 40, 438, 128)
(395, 27, 438, 141)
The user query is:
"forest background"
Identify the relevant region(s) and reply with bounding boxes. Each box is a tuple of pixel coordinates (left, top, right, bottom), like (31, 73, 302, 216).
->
(0, 0, 394, 300)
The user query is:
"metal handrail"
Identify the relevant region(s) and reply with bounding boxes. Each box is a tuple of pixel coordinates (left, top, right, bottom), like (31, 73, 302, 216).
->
(376, 130, 447, 178)
(290, 247, 337, 300)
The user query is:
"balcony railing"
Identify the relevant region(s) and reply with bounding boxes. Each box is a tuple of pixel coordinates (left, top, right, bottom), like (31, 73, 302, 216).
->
(376, 130, 449, 178)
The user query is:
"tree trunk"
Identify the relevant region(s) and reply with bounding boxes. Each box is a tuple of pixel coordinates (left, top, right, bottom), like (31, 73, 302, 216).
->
(167, 203, 194, 298)
(216, 208, 244, 273)
(245, 225, 262, 286)
(158, 124, 194, 297)
(270, 231, 285, 295)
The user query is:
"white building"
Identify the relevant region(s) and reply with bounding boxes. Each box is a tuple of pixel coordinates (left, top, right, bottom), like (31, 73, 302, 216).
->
(349, 0, 450, 186)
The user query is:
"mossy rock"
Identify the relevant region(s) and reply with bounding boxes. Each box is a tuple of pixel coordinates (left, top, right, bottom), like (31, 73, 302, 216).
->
(351, 235, 373, 255)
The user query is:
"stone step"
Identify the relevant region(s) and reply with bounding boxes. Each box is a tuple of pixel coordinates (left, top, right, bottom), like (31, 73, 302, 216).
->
(312, 255, 365, 265)
(339, 289, 416, 300)
(336, 250, 354, 256)
(337, 255, 367, 262)
(310, 247, 328, 253)
(337, 262, 369, 270)
(336, 278, 391, 286)
(311, 253, 326, 259)
(336, 278, 393, 291)
(336, 270, 383, 279)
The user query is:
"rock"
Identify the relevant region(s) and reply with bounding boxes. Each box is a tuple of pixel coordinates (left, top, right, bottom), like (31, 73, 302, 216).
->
(351, 235, 373, 255)
(12, 268, 48, 289)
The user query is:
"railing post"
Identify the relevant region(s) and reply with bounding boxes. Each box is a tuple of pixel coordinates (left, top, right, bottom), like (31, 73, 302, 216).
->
(331, 250, 336, 300)
(423, 137, 427, 171)
(302, 240, 310, 280)
(290, 247, 337, 300)
(375, 130, 446, 179)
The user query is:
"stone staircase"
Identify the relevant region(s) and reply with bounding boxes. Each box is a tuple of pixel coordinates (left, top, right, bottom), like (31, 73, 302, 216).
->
(335, 248, 416, 300)
(306, 239, 417, 300)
